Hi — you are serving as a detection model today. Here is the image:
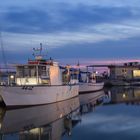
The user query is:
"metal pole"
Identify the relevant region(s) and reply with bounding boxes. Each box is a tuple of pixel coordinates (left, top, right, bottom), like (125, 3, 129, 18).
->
(36, 65, 39, 84)
(86, 66, 88, 83)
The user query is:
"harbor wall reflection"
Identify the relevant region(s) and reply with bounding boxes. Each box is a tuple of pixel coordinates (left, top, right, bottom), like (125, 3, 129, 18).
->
(108, 86, 140, 104)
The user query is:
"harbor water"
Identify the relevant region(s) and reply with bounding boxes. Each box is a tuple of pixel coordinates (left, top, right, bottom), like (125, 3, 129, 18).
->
(1, 86, 140, 140)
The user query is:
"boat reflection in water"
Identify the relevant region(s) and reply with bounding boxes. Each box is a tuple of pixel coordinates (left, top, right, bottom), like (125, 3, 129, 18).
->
(108, 86, 140, 104)
(0, 97, 80, 140)
(79, 90, 105, 114)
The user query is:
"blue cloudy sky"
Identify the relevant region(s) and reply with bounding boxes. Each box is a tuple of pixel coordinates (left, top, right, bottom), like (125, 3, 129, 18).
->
(0, 0, 140, 65)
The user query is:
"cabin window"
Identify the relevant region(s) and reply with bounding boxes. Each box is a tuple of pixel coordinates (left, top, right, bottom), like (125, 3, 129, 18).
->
(24, 66, 30, 77)
(16, 66, 37, 78)
(71, 73, 78, 80)
(30, 66, 36, 77)
(16, 66, 24, 77)
(122, 69, 127, 73)
(23, 66, 37, 77)
(38, 66, 50, 78)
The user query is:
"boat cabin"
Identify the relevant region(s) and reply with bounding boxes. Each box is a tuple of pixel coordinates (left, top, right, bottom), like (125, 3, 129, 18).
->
(15, 58, 78, 86)
(79, 71, 96, 83)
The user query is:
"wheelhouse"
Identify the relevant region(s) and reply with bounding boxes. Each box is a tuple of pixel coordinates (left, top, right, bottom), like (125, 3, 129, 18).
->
(16, 59, 60, 86)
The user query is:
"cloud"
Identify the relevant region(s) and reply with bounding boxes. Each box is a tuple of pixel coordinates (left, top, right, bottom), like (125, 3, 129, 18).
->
(2, 18, 140, 52)
(1, 0, 140, 64)
(1, 0, 140, 41)
(2, 0, 140, 8)
(0, 2, 139, 33)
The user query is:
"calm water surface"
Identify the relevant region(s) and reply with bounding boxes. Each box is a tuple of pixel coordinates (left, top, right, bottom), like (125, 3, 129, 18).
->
(1, 86, 140, 140)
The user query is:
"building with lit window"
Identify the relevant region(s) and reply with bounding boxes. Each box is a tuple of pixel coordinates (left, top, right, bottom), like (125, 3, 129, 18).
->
(109, 62, 140, 80)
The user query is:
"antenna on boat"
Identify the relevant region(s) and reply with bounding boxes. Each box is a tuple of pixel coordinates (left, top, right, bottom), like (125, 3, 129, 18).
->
(40, 43, 42, 55)
(77, 60, 80, 67)
(32, 43, 43, 60)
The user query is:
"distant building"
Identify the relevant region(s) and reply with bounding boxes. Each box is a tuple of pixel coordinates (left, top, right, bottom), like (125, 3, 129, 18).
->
(108, 62, 140, 80)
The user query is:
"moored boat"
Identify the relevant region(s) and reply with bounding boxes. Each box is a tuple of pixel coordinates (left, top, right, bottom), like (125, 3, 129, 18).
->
(79, 82, 104, 94)
(79, 70, 104, 94)
(0, 45, 79, 107)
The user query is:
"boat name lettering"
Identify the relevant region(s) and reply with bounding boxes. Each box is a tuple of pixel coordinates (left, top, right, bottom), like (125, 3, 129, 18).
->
(22, 86, 34, 90)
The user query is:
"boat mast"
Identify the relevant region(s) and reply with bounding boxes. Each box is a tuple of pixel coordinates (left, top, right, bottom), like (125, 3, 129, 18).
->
(0, 32, 8, 72)
(0, 32, 9, 84)
(33, 43, 43, 60)
(86, 66, 88, 83)
(32, 43, 43, 84)
(39, 43, 42, 56)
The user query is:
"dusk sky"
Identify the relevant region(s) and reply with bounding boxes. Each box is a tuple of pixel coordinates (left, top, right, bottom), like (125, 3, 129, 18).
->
(1, 0, 140, 65)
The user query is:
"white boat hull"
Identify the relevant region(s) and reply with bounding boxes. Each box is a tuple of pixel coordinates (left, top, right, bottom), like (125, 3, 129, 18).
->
(0, 85, 79, 107)
(79, 82, 104, 94)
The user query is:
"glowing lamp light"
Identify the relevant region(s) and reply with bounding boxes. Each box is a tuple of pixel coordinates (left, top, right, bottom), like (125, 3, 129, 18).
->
(10, 75, 14, 79)
(95, 71, 98, 74)
(122, 93, 126, 98)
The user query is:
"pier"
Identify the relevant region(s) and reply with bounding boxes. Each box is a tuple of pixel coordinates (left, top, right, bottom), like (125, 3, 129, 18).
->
(87, 62, 140, 86)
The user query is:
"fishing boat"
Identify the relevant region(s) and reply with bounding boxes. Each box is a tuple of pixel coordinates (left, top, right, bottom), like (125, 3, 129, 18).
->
(0, 44, 79, 107)
(79, 82, 104, 94)
(79, 67, 104, 94)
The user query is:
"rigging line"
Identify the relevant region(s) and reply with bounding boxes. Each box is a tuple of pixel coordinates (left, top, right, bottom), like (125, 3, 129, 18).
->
(0, 32, 8, 73)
